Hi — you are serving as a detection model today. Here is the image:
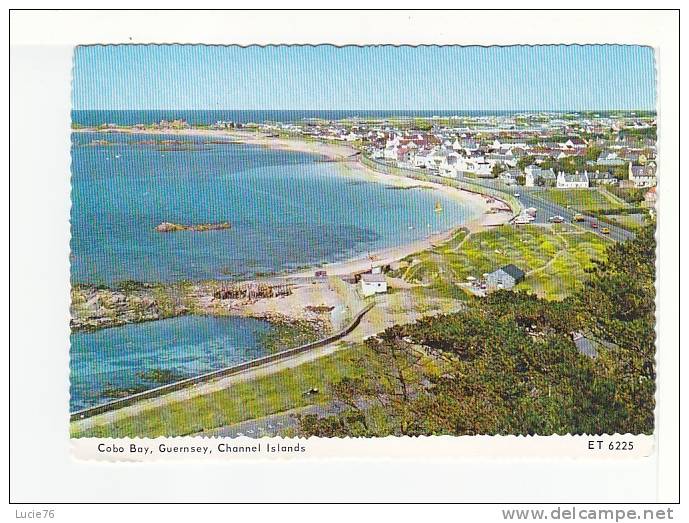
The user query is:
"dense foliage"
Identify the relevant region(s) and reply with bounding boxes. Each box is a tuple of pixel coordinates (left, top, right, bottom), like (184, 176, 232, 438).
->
(299, 225, 656, 436)
(606, 186, 648, 205)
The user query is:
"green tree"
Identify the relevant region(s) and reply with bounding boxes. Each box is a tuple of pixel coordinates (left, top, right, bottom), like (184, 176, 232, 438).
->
(491, 163, 506, 178)
(585, 146, 603, 162)
(575, 224, 656, 433)
(517, 155, 536, 171)
(298, 332, 428, 437)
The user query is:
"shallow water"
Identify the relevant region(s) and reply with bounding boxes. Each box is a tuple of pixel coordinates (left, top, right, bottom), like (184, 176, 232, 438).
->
(70, 315, 273, 411)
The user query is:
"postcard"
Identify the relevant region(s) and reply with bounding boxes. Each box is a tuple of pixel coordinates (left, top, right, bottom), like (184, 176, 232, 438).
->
(61, 42, 662, 462)
(10, 7, 684, 512)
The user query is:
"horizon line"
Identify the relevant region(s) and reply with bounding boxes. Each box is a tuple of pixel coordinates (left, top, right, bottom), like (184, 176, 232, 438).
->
(72, 108, 657, 113)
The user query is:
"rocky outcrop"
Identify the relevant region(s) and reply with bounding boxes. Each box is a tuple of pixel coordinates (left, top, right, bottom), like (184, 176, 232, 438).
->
(70, 281, 295, 333)
(70, 284, 189, 332)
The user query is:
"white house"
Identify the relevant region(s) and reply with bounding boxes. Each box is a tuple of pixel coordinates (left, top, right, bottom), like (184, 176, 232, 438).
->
(457, 138, 479, 153)
(524, 165, 556, 187)
(370, 148, 385, 160)
(486, 152, 517, 169)
(556, 171, 589, 189)
(558, 137, 587, 150)
(456, 154, 492, 177)
(360, 273, 388, 297)
(629, 163, 657, 188)
(383, 144, 398, 160)
(411, 151, 433, 169)
(499, 169, 521, 185)
(427, 148, 451, 171)
(588, 170, 618, 186)
(596, 150, 625, 167)
(439, 154, 462, 178)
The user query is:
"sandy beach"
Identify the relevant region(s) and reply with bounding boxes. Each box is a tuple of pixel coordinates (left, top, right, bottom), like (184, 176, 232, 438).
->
(280, 163, 512, 278)
(71, 126, 515, 339)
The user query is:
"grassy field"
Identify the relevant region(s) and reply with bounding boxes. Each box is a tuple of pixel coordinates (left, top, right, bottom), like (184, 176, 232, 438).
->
(390, 224, 609, 301)
(604, 186, 647, 205)
(604, 213, 648, 232)
(542, 188, 627, 212)
(71, 344, 367, 438)
(520, 229, 609, 299)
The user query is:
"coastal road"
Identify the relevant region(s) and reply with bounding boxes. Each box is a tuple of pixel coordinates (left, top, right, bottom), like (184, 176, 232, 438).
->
(199, 408, 308, 438)
(71, 300, 378, 432)
(199, 404, 342, 438)
(518, 189, 633, 242)
(462, 178, 635, 242)
(360, 158, 634, 243)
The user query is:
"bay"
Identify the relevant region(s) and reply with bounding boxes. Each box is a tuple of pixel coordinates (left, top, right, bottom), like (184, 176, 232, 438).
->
(70, 131, 481, 284)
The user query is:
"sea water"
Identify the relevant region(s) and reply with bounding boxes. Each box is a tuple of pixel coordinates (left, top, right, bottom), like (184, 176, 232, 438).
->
(70, 132, 482, 284)
(70, 315, 273, 411)
(71, 108, 530, 127)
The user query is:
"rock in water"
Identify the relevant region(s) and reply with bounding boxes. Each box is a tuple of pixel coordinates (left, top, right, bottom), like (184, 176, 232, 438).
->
(154, 222, 182, 232)
(154, 221, 231, 233)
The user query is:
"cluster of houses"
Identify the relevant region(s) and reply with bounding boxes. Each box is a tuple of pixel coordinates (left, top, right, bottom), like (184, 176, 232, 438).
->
(262, 113, 657, 190)
(131, 119, 191, 131)
(105, 113, 657, 191)
(369, 132, 656, 189)
(210, 120, 239, 130)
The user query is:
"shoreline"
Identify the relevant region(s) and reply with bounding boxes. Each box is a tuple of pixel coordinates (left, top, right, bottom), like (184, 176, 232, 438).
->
(71, 127, 513, 332)
(74, 126, 360, 161)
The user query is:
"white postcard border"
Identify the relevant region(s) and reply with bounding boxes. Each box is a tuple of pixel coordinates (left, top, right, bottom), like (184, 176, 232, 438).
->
(9, 9, 679, 503)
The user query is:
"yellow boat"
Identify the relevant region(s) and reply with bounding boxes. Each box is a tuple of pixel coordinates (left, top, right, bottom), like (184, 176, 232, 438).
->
(434, 201, 443, 212)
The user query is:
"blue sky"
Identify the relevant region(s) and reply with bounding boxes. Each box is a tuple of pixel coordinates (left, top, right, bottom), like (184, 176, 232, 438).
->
(72, 45, 656, 111)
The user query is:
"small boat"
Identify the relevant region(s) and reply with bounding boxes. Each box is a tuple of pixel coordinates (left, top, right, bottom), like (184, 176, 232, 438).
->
(434, 201, 443, 212)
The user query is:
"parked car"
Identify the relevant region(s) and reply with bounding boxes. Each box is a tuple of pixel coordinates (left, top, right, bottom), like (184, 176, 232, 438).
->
(513, 192, 520, 198)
